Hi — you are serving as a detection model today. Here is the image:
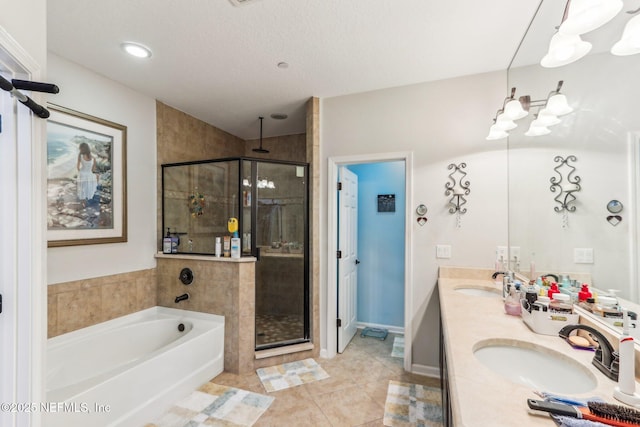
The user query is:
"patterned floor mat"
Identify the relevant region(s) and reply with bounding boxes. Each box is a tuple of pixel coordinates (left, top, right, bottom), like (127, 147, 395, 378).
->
(383, 380, 443, 427)
(151, 382, 274, 427)
(256, 358, 329, 392)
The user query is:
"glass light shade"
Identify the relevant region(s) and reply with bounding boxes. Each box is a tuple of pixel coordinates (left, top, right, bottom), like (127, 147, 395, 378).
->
(611, 15, 640, 56)
(541, 33, 592, 68)
(504, 99, 528, 120)
(535, 110, 561, 127)
(559, 0, 623, 35)
(495, 113, 517, 131)
(486, 125, 509, 140)
(525, 124, 551, 137)
(545, 94, 573, 116)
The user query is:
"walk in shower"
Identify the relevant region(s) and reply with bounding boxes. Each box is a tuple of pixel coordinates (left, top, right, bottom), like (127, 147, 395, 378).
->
(162, 157, 310, 350)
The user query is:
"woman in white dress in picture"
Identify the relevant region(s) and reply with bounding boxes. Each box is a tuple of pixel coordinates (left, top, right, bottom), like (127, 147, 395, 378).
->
(76, 142, 98, 206)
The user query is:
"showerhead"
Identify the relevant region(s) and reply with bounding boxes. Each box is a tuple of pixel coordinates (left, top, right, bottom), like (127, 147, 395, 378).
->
(252, 116, 269, 153)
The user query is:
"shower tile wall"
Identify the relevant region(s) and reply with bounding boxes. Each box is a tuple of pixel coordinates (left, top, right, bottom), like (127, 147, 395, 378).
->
(48, 268, 156, 337)
(154, 99, 320, 372)
(245, 133, 306, 162)
(156, 257, 256, 374)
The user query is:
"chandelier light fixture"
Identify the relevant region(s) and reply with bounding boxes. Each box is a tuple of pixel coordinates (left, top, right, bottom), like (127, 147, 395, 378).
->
(612, 11, 640, 56)
(558, 0, 623, 36)
(541, 0, 640, 66)
(486, 81, 572, 140)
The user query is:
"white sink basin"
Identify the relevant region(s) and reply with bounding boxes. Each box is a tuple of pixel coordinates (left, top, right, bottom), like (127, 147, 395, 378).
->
(454, 287, 501, 298)
(473, 339, 597, 394)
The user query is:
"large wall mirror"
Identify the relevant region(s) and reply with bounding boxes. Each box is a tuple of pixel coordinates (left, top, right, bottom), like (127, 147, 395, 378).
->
(507, 0, 640, 301)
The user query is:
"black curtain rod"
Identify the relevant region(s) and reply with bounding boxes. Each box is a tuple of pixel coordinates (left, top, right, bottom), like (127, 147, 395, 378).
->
(0, 75, 51, 119)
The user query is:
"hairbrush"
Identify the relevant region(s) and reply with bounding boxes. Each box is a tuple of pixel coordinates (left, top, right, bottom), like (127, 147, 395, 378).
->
(527, 399, 640, 427)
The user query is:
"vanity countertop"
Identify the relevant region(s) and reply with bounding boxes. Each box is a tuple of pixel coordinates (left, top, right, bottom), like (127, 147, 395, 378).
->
(438, 266, 636, 427)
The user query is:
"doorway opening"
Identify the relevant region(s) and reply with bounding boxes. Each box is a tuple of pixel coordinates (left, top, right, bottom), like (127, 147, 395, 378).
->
(327, 152, 413, 371)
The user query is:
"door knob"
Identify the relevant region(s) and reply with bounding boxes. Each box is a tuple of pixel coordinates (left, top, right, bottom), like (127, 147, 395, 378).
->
(355, 259, 361, 265)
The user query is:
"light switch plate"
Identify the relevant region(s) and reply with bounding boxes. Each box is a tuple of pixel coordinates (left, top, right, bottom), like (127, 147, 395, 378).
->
(574, 248, 594, 264)
(436, 244, 451, 259)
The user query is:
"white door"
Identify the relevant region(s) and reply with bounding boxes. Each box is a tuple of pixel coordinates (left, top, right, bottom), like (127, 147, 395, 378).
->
(0, 67, 18, 427)
(0, 41, 44, 427)
(337, 166, 358, 353)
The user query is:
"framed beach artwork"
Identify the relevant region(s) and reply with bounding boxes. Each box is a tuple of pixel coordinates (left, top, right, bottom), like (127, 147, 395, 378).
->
(46, 104, 127, 247)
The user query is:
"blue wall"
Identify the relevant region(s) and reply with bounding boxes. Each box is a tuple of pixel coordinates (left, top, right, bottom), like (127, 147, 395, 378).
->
(348, 161, 405, 328)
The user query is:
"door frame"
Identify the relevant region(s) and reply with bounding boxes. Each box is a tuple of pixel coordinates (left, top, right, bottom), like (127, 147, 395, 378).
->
(327, 151, 413, 371)
(0, 25, 47, 427)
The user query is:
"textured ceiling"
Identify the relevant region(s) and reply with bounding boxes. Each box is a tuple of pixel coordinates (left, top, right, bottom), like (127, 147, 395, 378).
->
(47, 0, 542, 139)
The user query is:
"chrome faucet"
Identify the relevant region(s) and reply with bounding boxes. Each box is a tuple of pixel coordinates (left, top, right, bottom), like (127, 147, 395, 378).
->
(559, 324, 619, 381)
(175, 293, 189, 303)
(492, 271, 514, 298)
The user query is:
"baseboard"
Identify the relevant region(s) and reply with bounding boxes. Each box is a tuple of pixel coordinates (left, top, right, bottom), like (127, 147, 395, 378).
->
(411, 363, 440, 379)
(356, 321, 404, 335)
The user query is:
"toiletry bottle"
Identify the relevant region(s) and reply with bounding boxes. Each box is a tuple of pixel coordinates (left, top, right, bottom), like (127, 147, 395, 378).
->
(223, 236, 231, 257)
(613, 309, 640, 405)
(163, 228, 172, 254)
(537, 295, 550, 312)
(529, 253, 536, 282)
(215, 237, 221, 257)
(549, 293, 572, 314)
(170, 233, 179, 253)
(578, 284, 592, 302)
(231, 235, 241, 258)
(504, 287, 522, 316)
(547, 282, 560, 299)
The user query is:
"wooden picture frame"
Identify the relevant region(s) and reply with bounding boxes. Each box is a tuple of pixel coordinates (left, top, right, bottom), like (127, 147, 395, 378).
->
(46, 104, 127, 246)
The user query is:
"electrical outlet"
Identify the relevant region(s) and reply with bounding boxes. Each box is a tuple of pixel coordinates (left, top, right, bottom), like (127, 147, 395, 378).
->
(496, 246, 508, 261)
(436, 244, 451, 259)
(510, 246, 521, 261)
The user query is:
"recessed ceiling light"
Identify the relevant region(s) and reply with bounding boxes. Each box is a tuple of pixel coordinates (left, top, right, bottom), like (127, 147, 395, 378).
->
(277, 62, 289, 69)
(270, 113, 288, 120)
(121, 42, 152, 59)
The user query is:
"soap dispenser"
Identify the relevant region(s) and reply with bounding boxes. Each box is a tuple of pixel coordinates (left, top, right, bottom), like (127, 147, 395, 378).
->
(504, 287, 522, 316)
(613, 309, 640, 407)
(163, 228, 172, 254)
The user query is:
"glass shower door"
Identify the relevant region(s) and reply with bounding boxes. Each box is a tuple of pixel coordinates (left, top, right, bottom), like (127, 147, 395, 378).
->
(253, 161, 309, 349)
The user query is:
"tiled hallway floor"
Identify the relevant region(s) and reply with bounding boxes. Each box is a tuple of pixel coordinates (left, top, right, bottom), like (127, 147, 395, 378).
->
(208, 331, 441, 426)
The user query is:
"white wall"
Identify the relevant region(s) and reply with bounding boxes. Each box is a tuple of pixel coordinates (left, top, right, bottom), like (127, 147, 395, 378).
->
(508, 52, 640, 300)
(321, 70, 510, 367)
(47, 54, 157, 284)
(0, 0, 46, 68)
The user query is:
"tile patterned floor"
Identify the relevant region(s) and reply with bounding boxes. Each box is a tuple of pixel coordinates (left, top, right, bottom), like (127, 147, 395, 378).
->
(205, 330, 441, 426)
(255, 314, 304, 346)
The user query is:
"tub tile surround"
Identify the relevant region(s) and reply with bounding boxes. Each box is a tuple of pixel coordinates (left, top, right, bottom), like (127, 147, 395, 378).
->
(438, 266, 640, 426)
(156, 254, 319, 374)
(48, 268, 157, 337)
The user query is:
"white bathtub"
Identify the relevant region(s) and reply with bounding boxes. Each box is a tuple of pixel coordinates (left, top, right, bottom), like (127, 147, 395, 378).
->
(45, 306, 224, 427)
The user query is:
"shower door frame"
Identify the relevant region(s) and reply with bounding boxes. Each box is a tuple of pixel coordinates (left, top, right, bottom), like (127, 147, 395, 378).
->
(247, 158, 311, 351)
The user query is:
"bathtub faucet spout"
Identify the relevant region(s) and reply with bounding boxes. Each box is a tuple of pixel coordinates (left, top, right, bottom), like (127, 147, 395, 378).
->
(175, 293, 189, 303)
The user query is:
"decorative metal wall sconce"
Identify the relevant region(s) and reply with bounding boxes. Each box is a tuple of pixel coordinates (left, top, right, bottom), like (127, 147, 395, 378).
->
(445, 163, 470, 228)
(550, 155, 580, 228)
